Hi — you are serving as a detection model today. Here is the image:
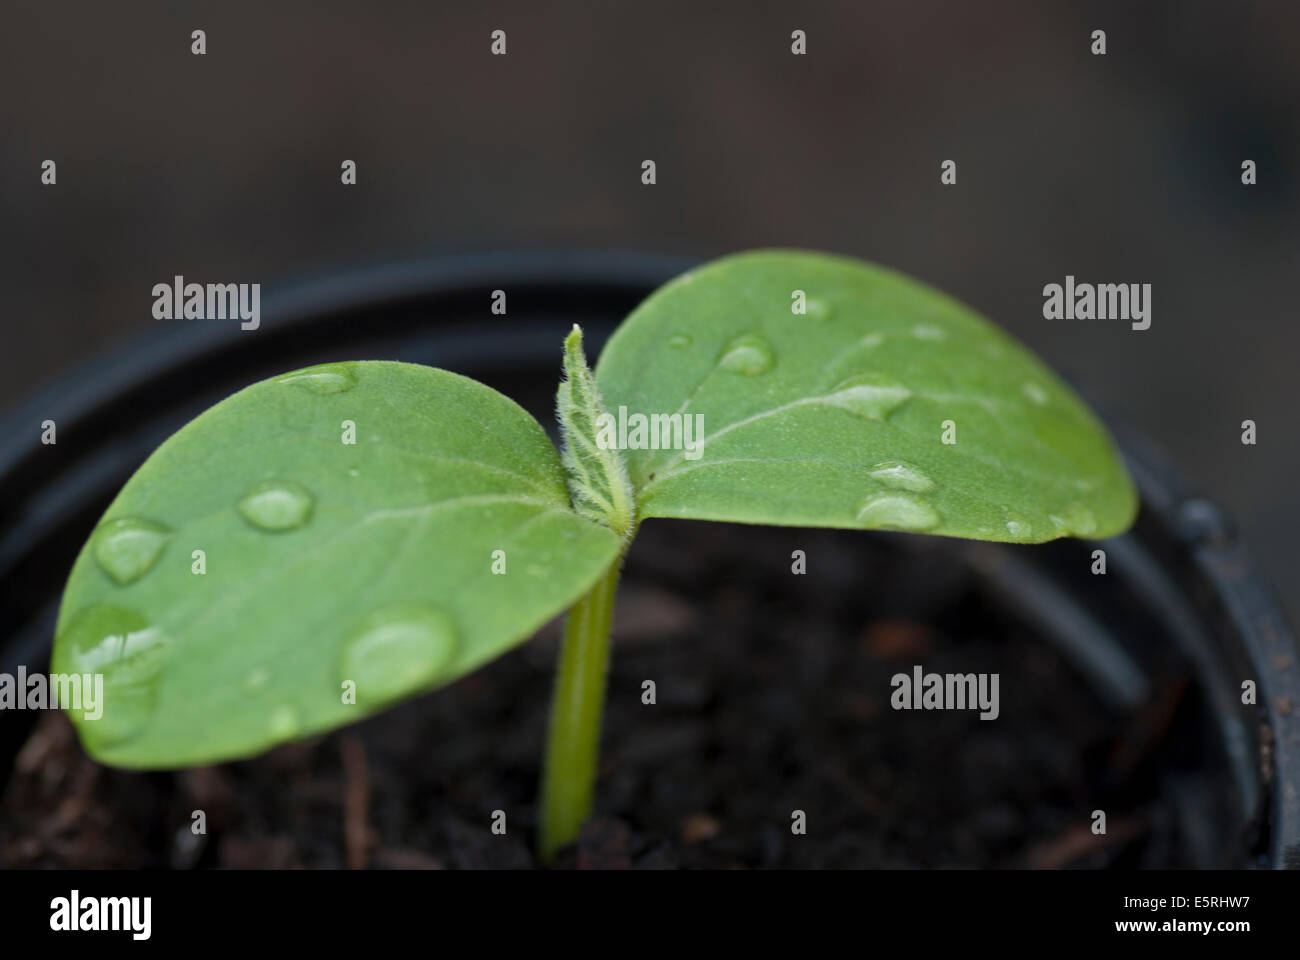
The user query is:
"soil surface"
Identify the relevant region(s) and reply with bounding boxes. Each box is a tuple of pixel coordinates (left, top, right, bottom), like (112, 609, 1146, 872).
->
(1, 520, 1200, 868)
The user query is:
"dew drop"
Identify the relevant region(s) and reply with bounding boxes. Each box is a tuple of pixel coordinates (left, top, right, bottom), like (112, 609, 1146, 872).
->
(823, 373, 912, 421)
(92, 517, 171, 586)
(1022, 382, 1049, 406)
(867, 460, 935, 493)
(912, 324, 945, 340)
(669, 333, 693, 349)
(1004, 516, 1034, 539)
(237, 481, 314, 531)
(276, 362, 358, 395)
(244, 666, 270, 691)
(269, 705, 300, 739)
(54, 604, 170, 748)
(718, 334, 775, 375)
(806, 298, 831, 321)
(1059, 503, 1098, 536)
(856, 494, 940, 531)
(338, 604, 460, 706)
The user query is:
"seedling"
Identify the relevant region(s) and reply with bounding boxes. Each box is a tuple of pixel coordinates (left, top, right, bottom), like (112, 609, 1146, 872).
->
(53, 250, 1137, 860)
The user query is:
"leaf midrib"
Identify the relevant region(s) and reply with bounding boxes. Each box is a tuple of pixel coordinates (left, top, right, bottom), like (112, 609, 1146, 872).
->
(637, 389, 1087, 499)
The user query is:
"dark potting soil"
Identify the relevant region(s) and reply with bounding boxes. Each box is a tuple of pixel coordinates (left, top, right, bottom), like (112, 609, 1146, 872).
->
(1, 519, 1198, 869)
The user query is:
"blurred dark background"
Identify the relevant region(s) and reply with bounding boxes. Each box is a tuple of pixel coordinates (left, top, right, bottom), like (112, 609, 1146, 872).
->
(2, 1, 1296, 619)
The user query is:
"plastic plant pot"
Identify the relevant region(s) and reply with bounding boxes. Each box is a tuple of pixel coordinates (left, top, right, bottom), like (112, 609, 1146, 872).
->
(0, 251, 1295, 868)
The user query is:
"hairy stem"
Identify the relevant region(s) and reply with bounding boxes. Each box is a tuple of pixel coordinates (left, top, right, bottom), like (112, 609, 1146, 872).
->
(556, 324, 635, 540)
(538, 552, 624, 861)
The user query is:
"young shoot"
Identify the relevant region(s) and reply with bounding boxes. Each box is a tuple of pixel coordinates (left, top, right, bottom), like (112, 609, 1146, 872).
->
(52, 250, 1137, 861)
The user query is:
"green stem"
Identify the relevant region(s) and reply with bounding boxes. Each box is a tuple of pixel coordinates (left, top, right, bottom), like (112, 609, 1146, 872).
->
(538, 552, 624, 861)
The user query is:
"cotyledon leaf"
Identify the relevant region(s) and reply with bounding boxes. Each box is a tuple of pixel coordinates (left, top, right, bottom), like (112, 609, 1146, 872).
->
(596, 250, 1138, 542)
(53, 361, 623, 768)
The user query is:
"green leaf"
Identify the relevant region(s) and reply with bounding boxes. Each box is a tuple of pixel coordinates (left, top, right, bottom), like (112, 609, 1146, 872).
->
(52, 361, 622, 768)
(596, 250, 1137, 542)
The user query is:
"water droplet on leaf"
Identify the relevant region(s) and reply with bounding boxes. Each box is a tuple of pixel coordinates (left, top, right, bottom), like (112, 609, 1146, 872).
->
(276, 362, 358, 394)
(868, 460, 935, 493)
(669, 333, 692, 349)
(238, 481, 314, 531)
(718, 334, 775, 375)
(1058, 503, 1098, 536)
(269, 705, 300, 739)
(912, 324, 945, 340)
(338, 604, 459, 706)
(92, 517, 171, 585)
(824, 373, 912, 421)
(56, 604, 170, 748)
(1004, 515, 1033, 539)
(856, 494, 940, 531)
(1022, 382, 1049, 406)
